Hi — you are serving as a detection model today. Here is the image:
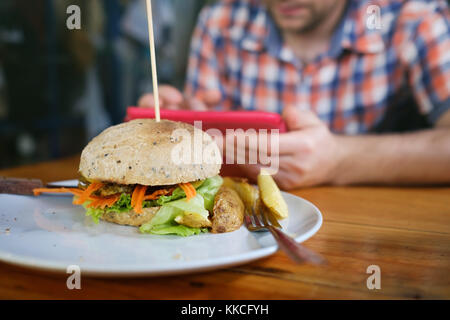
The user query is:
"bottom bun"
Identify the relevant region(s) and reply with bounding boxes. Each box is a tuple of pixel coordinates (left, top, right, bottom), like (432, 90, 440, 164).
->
(100, 206, 160, 227)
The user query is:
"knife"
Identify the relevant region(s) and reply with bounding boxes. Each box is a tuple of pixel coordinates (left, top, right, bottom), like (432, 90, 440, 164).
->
(0, 177, 77, 195)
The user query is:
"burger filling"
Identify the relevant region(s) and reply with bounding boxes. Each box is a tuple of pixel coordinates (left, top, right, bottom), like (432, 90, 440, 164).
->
(33, 175, 223, 237)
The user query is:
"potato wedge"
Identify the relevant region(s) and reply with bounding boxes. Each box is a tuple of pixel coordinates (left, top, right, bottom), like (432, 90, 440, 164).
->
(175, 212, 211, 228)
(257, 170, 289, 219)
(211, 186, 244, 233)
(222, 177, 259, 213)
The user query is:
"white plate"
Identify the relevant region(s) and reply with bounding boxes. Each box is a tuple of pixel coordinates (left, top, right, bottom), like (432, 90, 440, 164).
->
(0, 180, 322, 277)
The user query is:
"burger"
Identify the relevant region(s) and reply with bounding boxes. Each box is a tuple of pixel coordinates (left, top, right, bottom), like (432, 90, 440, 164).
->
(35, 119, 245, 236)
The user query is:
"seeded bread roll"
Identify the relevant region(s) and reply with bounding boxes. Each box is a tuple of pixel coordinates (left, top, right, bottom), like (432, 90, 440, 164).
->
(79, 119, 222, 185)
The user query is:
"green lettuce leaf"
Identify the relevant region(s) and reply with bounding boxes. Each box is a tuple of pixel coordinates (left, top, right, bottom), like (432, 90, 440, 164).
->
(143, 195, 208, 225)
(141, 223, 208, 236)
(84, 206, 104, 224)
(83, 193, 133, 223)
(139, 195, 209, 236)
(140, 176, 223, 236)
(153, 187, 186, 205)
(196, 175, 223, 211)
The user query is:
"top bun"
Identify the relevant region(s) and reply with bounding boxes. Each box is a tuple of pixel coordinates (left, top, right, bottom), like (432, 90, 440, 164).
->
(79, 119, 222, 185)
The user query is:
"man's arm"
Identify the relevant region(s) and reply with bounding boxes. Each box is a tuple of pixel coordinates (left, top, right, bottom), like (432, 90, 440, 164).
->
(334, 112, 450, 185)
(235, 106, 450, 190)
(436, 108, 450, 128)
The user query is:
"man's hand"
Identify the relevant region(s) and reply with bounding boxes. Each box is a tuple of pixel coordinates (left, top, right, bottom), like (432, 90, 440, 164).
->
(235, 106, 450, 189)
(234, 105, 343, 190)
(137, 85, 221, 111)
(273, 105, 342, 189)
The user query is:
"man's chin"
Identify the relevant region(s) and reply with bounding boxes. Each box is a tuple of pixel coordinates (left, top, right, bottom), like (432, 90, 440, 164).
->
(277, 19, 314, 33)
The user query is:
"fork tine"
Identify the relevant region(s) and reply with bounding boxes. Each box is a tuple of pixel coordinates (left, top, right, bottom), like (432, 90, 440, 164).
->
(244, 210, 256, 230)
(245, 209, 263, 231)
(259, 206, 270, 226)
(251, 206, 264, 228)
(265, 208, 282, 228)
(243, 212, 252, 226)
(259, 203, 283, 229)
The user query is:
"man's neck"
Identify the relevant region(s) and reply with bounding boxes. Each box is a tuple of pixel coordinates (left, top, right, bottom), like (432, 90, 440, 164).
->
(282, 2, 347, 64)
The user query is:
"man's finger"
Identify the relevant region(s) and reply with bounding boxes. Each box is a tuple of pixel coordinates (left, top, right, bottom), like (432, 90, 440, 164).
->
(282, 105, 322, 130)
(165, 103, 182, 110)
(237, 163, 262, 183)
(184, 96, 209, 111)
(200, 90, 222, 108)
(271, 168, 301, 191)
(226, 130, 313, 157)
(159, 85, 184, 105)
(238, 164, 297, 189)
(137, 93, 158, 108)
(278, 131, 314, 154)
(138, 85, 183, 108)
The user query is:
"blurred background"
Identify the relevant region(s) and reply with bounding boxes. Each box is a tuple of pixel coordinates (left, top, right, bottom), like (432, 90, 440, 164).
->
(0, 0, 211, 169)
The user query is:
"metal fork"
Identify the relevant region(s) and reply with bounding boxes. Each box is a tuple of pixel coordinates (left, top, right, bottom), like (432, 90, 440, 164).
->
(244, 205, 326, 265)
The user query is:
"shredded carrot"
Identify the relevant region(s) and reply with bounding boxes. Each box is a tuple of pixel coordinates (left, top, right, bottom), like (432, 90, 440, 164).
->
(131, 185, 147, 214)
(68, 188, 84, 196)
(143, 187, 176, 200)
(136, 186, 147, 214)
(86, 194, 120, 209)
(178, 183, 189, 198)
(33, 187, 84, 196)
(131, 185, 140, 208)
(86, 198, 102, 209)
(107, 195, 120, 207)
(73, 182, 104, 205)
(34, 184, 122, 210)
(183, 183, 194, 200)
(179, 182, 196, 201)
(188, 183, 197, 197)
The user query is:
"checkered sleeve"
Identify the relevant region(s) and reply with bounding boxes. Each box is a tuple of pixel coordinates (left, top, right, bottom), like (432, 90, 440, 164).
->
(184, 6, 226, 109)
(403, 2, 450, 125)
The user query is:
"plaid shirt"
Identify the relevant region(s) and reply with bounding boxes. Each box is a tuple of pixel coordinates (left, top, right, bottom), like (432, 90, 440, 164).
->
(185, 0, 450, 134)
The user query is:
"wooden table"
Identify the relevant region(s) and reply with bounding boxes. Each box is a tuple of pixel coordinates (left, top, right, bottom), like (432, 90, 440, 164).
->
(0, 155, 449, 299)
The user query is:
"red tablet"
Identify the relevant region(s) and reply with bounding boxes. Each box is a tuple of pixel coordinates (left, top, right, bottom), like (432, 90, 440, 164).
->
(125, 107, 287, 133)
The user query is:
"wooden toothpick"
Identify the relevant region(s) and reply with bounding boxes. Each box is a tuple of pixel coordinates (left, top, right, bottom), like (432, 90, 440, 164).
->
(145, 0, 160, 122)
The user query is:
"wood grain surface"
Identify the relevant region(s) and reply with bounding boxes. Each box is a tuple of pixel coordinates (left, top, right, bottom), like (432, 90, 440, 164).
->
(0, 155, 449, 299)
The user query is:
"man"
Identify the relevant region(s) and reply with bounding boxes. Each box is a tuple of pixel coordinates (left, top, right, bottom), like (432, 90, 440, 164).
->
(139, 0, 450, 190)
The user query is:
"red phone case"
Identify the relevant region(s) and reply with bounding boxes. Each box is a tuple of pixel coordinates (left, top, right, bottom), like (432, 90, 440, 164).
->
(125, 107, 287, 133)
